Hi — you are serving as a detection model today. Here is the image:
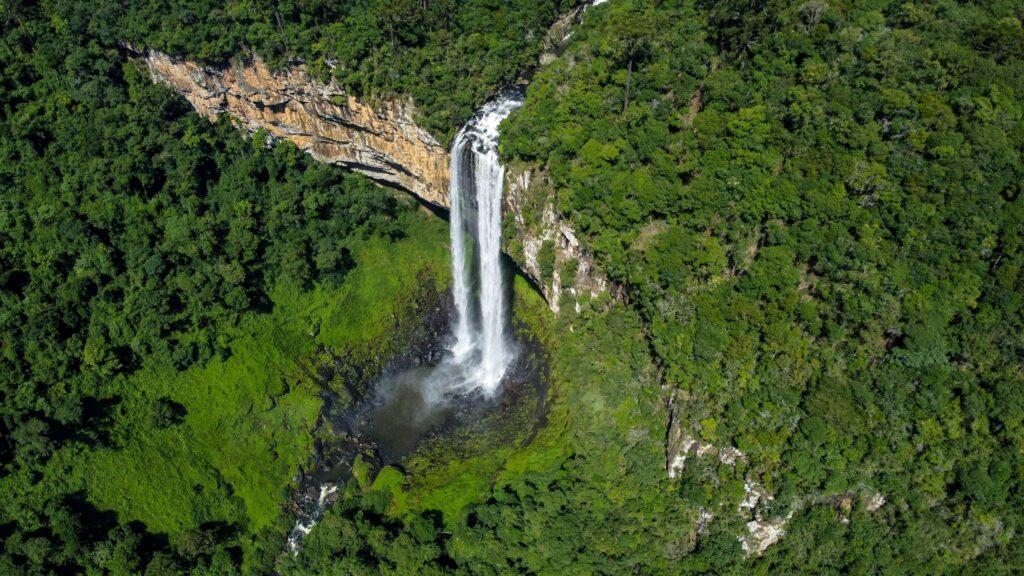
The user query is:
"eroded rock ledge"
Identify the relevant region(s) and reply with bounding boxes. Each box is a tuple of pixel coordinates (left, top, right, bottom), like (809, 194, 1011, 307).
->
(142, 50, 450, 208)
(505, 169, 609, 312)
(141, 50, 608, 312)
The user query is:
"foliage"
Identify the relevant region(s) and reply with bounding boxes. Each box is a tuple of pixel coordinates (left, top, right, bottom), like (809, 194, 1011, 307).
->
(538, 239, 557, 283)
(4, 0, 1024, 574)
(501, 0, 1024, 571)
(0, 3, 447, 573)
(84, 223, 446, 539)
(77, 0, 575, 140)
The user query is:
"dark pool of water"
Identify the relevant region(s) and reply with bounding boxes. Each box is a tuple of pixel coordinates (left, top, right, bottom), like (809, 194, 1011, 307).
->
(357, 364, 462, 461)
(287, 329, 548, 554)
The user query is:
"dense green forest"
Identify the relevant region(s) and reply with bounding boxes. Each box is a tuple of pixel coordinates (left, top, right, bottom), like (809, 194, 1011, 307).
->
(110, 0, 574, 140)
(502, 0, 1024, 572)
(0, 2, 451, 573)
(2, 0, 1024, 574)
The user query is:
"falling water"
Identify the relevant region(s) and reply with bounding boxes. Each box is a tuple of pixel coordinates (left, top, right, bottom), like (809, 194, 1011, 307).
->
(447, 91, 523, 394)
(447, 135, 474, 362)
(283, 12, 602, 554)
(286, 483, 338, 553)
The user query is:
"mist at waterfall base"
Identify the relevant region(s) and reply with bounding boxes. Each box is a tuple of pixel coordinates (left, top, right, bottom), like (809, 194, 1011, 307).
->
(287, 91, 531, 552)
(364, 89, 524, 456)
(364, 91, 525, 457)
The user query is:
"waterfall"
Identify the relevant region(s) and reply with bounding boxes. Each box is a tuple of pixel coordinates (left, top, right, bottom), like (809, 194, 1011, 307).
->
(447, 91, 523, 394)
(283, 94, 522, 548)
(447, 136, 474, 362)
(282, 11, 605, 555)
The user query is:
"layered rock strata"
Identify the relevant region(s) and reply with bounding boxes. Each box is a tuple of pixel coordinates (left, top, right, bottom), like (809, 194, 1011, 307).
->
(142, 51, 449, 207)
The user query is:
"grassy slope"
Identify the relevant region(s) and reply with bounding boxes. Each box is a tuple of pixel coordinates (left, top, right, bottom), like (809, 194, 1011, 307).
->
(85, 211, 449, 536)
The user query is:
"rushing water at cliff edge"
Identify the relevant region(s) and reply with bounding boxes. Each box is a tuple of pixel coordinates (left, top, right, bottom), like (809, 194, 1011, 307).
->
(287, 90, 525, 553)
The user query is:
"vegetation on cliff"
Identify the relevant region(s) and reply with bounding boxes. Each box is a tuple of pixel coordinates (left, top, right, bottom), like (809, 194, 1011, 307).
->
(99, 0, 575, 140)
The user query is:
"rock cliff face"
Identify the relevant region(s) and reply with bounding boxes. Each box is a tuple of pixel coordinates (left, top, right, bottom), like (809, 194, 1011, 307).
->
(142, 51, 450, 207)
(141, 50, 608, 312)
(505, 169, 609, 313)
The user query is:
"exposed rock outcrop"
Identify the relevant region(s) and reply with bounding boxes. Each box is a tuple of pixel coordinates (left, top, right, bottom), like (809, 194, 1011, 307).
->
(505, 169, 608, 312)
(142, 51, 450, 208)
(664, 406, 797, 557)
(740, 512, 793, 557)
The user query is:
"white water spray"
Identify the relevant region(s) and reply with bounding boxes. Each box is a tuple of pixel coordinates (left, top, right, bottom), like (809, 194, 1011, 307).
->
(286, 483, 337, 554)
(447, 91, 523, 394)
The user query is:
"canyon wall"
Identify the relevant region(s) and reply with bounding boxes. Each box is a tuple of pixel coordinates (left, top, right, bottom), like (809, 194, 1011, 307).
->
(505, 169, 609, 313)
(142, 51, 450, 207)
(141, 50, 607, 312)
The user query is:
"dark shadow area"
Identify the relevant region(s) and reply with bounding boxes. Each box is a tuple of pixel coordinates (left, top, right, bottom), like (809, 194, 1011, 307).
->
(127, 520, 172, 563)
(63, 492, 120, 546)
(75, 396, 122, 447)
(0, 268, 31, 295)
(197, 520, 240, 542)
(0, 521, 15, 546)
(150, 397, 187, 428)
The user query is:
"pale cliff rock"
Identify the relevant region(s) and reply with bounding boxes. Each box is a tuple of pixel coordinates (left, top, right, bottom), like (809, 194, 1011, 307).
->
(505, 169, 607, 311)
(740, 512, 793, 557)
(142, 51, 450, 207)
(865, 492, 887, 512)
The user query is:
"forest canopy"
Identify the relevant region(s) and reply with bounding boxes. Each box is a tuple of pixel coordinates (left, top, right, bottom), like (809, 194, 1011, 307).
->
(2, 0, 1024, 574)
(1, 3, 435, 573)
(97, 0, 575, 139)
(501, 0, 1024, 571)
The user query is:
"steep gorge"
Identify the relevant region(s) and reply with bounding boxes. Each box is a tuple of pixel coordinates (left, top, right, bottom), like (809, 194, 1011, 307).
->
(139, 18, 607, 311)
